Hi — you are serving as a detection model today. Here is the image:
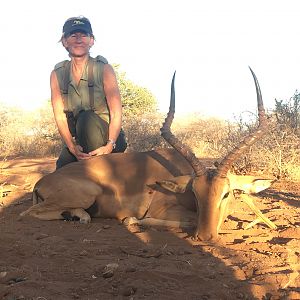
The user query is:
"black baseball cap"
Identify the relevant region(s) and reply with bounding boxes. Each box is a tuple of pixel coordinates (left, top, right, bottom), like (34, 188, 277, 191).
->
(62, 16, 93, 37)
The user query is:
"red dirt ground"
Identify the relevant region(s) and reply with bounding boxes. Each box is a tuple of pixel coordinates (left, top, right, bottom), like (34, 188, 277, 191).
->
(0, 157, 300, 300)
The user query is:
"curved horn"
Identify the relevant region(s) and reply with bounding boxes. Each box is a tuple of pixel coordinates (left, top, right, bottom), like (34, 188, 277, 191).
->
(160, 72, 206, 176)
(216, 67, 268, 177)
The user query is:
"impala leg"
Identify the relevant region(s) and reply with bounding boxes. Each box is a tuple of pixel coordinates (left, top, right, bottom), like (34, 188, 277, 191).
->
(123, 217, 193, 228)
(68, 208, 91, 224)
(20, 203, 91, 223)
(20, 204, 64, 220)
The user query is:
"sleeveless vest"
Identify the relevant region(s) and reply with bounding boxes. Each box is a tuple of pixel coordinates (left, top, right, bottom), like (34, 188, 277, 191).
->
(54, 55, 110, 123)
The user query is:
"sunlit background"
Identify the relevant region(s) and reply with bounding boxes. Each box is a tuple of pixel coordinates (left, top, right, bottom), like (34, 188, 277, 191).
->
(1, 0, 300, 119)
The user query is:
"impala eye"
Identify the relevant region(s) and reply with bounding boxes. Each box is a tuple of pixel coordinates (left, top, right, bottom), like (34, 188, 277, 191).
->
(223, 192, 230, 199)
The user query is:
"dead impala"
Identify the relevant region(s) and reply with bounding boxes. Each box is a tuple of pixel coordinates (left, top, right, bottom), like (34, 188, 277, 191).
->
(21, 68, 275, 241)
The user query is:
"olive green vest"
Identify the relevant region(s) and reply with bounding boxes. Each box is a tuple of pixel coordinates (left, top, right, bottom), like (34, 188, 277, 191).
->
(54, 55, 110, 123)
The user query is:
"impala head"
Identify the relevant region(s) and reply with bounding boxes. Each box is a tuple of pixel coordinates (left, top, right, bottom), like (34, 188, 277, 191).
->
(159, 69, 271, 241)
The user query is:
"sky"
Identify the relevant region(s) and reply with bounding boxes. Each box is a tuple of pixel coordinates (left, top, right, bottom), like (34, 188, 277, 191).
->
(1, 0, 300, 120)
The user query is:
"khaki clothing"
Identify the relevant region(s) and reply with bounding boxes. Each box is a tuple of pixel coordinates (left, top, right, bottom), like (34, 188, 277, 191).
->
(53, 55, 127, 169)
(54, 55, 110, 123)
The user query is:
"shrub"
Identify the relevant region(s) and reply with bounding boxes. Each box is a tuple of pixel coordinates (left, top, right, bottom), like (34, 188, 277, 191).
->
(1, 88, 299, 181)
(0, 101, 61, 158)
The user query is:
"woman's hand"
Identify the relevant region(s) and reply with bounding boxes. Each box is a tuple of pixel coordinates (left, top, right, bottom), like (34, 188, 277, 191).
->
(70, 144, 91, 160)
(88, 143, 114, 156)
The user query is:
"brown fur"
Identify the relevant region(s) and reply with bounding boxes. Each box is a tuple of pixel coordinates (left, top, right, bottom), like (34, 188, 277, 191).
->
(21, 148, 274, 241)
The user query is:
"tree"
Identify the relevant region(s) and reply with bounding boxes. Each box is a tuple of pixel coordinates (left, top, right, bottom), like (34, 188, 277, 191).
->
(274, 90, 300, 136)
(113, 65, 158, 116)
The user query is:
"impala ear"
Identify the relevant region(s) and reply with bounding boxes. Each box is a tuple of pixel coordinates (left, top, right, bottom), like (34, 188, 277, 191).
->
(229, 173, 276, 194)
(247, 179, 276, 194)
(156, 175, 193, 193)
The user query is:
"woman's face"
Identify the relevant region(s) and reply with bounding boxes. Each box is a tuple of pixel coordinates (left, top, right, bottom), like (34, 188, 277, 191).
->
(62, 31, 94, 57)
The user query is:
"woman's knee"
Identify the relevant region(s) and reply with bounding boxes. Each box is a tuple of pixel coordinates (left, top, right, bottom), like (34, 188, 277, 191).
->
(75, 110, 108, 152)
(56, 147, 77, 169)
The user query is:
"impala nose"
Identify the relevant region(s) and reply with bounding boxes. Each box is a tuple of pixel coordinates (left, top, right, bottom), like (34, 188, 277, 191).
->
(195, 229, 218, 242)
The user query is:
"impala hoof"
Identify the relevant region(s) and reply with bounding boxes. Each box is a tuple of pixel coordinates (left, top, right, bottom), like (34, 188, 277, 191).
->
(123, 217, 139, 226)
(62, 211, 79, 221)
(79, 216, 91, 224)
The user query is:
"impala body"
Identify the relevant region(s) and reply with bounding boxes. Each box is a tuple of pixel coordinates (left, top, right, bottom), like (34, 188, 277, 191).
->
(21, 69, 273, 241)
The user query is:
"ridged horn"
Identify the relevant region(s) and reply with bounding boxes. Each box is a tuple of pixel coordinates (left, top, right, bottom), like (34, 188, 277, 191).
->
(216, 67, 268, 177)
(160, 72, 206, 176)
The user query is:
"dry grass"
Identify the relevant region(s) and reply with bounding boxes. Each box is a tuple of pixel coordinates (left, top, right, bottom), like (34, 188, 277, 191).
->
(0, 102, 61, 158)
(1, 103, 299, 180)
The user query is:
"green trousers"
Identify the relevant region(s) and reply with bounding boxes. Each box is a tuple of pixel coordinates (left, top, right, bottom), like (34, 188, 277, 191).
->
(56, 110, 126, 169)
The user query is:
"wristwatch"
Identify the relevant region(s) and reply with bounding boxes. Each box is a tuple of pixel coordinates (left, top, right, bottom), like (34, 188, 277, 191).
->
(107, 139, 116, 149)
